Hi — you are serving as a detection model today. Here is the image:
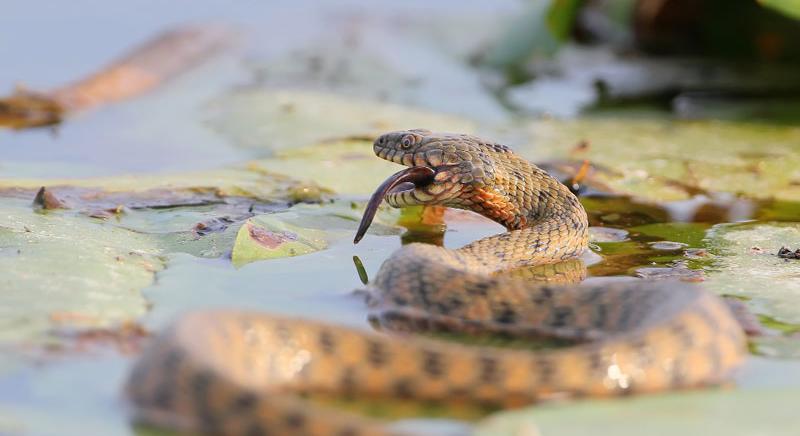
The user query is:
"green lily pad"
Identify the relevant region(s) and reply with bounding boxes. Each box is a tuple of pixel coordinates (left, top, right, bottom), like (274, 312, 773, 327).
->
(525, 119, 800, 202)
(0, 164, 290, 203)
(703, 223, 800, 325)
(250, 139, 402, 196)
(0, 136, 427, 205)
(752, 336, 800, 359)
(0, 199, 163, 345)
(207, 89, 476, 153)
(231, 216, 328, 267)
(475, 388, 800, 436)
(229, 201, 408, 267)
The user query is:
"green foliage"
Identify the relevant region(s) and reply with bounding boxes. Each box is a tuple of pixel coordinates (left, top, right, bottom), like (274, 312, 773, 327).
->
(477, 1, 573, 73)
(546, 0, 583, 41)
(759, 0, 800, 20)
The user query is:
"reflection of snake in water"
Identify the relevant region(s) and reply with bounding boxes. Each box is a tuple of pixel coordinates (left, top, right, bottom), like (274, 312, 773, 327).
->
(126, 130, 747, 435)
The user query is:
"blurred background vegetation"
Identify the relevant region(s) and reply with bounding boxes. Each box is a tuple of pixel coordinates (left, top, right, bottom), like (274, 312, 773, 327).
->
(478, 0, 800, 121)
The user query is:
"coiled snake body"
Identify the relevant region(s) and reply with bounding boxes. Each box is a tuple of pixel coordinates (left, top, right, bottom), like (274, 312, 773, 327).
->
(126, 130, 747, 435)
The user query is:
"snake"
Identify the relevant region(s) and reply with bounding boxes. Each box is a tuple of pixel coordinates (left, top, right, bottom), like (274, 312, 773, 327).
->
(125, 129, 747, 436)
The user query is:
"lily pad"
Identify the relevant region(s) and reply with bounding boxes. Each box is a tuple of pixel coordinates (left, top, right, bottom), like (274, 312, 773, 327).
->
(0, 136, 437, 204)
(704, 223, 800, 326)
(475, 388, 800, 436)
(753, 336, 800, 359)
(230, 201, 405, 267)
(0, 199, 163, 345)
(0, 165, 291, 203)
(207, 89, 476, 153)
(231, 216, 327, 267)
(250, 139, 403, 196)
(524, 119, 800, 203)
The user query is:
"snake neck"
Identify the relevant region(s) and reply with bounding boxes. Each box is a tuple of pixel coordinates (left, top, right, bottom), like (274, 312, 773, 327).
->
(400, 155, 589, 272)
(448, 153, 590, 268)
(463, 152, 587, 232)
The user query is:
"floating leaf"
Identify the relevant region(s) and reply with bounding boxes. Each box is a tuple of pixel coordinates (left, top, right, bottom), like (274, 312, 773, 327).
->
(231, 216, 327, 266)
(0, 199, 163, 345)
(526, 119, 800, 203)
(207, 89, 476, 153)
(476, 388, 800, 436)
(752, 336, 800, 359)
(704, 223, 800, 325)
(0, 165, 290, 203)
(249, 139, 402, 196)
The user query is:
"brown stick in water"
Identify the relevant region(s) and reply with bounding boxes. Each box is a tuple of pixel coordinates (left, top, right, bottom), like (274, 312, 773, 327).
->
(0, 25, 235, 129)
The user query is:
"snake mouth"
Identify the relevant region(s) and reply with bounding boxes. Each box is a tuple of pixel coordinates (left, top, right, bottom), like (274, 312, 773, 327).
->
(354, 166, 435, 244)
(387, 181, 415, 195)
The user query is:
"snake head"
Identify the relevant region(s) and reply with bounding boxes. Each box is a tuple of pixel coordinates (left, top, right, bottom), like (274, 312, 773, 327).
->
(355, 129, 524, 243)
(372, 129, 496, 208)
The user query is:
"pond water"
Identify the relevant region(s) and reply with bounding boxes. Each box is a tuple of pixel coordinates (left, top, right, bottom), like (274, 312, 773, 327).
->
(1, 1, 799, 435)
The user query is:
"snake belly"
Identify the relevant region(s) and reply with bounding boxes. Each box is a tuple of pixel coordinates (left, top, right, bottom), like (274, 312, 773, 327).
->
(125, 130, 747, 436)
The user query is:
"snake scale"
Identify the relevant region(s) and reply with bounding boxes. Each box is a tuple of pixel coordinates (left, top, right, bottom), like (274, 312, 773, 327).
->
(126, 129, 747, 435)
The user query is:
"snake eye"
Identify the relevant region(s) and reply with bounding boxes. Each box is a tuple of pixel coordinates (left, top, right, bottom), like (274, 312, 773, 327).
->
(400, 135, 414, 149)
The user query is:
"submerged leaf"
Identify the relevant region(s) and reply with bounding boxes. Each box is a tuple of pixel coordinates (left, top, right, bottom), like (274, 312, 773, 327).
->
(629, 222, 709, 247)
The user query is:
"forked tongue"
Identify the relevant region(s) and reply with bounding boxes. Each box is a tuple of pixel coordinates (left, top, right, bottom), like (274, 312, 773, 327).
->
(354, 166, 435, 244)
